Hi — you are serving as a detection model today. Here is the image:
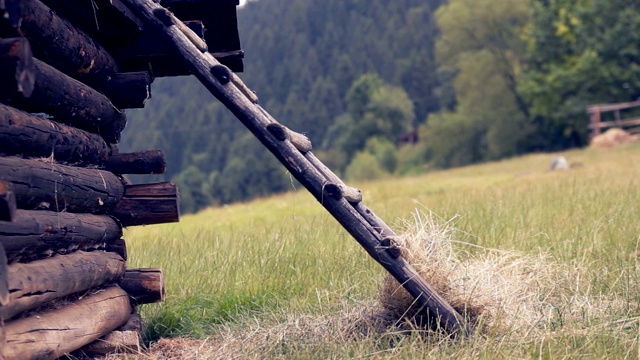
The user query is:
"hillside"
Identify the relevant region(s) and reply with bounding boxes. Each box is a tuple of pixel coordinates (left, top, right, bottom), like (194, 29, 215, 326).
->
(120, 0, 640, 214)
(123, 142, 640, 358)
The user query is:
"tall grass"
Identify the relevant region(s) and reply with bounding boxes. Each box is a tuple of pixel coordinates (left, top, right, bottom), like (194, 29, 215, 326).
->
(124, 143, 640, 358)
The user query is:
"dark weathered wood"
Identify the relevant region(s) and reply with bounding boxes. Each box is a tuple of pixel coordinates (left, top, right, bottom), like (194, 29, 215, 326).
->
(0, 38, 35, 99)
(119, 268, 165, 304)
(0, 181, 17, 222)
(105, 149, 167, 174)
(106, 238, 128, 262)
(117, 313, 142, 332)
(0, 104, 111, 165)
(124, 0, 466, 334)
(2, 285, 131, 360)
(113, 182, 179, 227)
(78, 330, 141, 357)
(0, 251, 126, 321)
(0, 210, 122, 263)
(0, 244, 8, 307)
(9, 59, 126, 143)
(40, 0, 143, 47)
(0, 156, 124, 214)
(1, 0, 119, 87)
(102, 72, 152, 109)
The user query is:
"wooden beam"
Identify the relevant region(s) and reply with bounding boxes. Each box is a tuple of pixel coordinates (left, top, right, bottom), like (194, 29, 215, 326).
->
(586, 100, 640, 114)
(101, 72, 152, 109)
(113, 182, 180, 227)
(119, 268, 165, 305)
(0, 210, 122, 264)
(77, 330, 141, 357)
(9, 58, 126, 143)
(124, 0, 466, 334)
(0, 156, 124, 214)
(0, 251, 126, 321)
(105, 149, 167, 174)
(588, 117, 640, 129)
(0, 38, 35, 99)
(2, 285, 131, 360)
(40, 0, 143, 47)
(1, 0, 119, 87)
(0, 103, 111, 166)
(0, 181, 17, 222)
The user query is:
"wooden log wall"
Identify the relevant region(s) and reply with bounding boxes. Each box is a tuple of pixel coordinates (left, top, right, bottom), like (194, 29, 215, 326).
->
(0, 0, 240, 357)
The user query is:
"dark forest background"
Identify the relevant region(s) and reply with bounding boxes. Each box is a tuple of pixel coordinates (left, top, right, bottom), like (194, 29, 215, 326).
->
(120, 0, 640, 213)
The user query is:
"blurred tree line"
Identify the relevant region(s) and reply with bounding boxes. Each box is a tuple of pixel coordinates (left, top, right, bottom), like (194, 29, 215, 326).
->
(120, 0, 640, 213)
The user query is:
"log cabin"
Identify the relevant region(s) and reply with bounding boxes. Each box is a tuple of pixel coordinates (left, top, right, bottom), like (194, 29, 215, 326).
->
(0, 0, 243, 358)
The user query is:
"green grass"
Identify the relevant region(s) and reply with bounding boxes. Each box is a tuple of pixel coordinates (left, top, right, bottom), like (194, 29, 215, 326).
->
(124, 143, 640, 358)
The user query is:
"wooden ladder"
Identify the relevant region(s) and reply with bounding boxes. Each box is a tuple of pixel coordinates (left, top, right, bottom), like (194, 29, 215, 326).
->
(123, 0, 468, 335)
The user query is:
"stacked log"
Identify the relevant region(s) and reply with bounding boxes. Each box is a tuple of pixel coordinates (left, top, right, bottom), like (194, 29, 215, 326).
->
(0, 0, 245, 357)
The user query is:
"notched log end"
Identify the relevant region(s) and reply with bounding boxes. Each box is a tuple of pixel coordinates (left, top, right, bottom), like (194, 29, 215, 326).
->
(266, 123, 288, 141)
(210, 64, 231, 84)
(153, 8, 175, 27)
(379, 237, 402, 259)
(323, 183, 343, 200)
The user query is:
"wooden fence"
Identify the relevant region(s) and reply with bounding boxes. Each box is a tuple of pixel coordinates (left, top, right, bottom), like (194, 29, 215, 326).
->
(587, 99, 640, 139)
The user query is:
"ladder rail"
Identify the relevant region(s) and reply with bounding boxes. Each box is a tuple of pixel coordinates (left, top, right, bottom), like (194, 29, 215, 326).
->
(123, 0, 468, 335)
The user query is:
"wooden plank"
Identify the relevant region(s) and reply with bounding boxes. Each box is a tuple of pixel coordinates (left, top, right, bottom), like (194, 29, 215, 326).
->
(1, 0, 119, 87)
(124, 0, 466, 334)
(0, 156, 124, 214)
(588, 117, 640, 129)
(0, 38, 35, 99)
(101, 72, 152, 109)
(0, 251, 126, 321)
(113, 182, 179, 227)
(119, 268, 165, 305)
(9, 58, 126, 144)
(77, 330, 141, 357)
(0, 210, 122, 264)
(105, 149, 167, 174)
(586, 100, 640, 113)
(3, 285, 131, 360)
(0, 103, 111, 166)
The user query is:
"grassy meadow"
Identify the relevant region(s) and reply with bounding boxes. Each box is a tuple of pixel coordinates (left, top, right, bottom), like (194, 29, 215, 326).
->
(123, 142, 640, 359)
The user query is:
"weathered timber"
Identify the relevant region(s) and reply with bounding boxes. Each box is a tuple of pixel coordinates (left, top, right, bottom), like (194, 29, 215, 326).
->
(105, 149, 166, 174)
(0, 38, 35, 99)
(0, 210, 122, 263)
(0, 0, 119, 87)
(0, 156, 124, 214)
(112, 182, 179, 227)
(114, 20, 205, 77)
(124, 0, 466, 334)
(0, 104, 111, 165)
(0, 251, 126, 321)
(266, 123, 312, 153)
(117, 313, 143, 332)
(9, 59, 126, 143)
(40, 0, 143, 47)
(159, 0, 243, 72)
(101, 72, 152, 109)
(0, 181, 17, 222)
(119, 268, 165, 304)
(0, 244, 8, 307)
(78, 330, 141, 357)
(2, 285, 131, 360)
(106, 238, 128, 262)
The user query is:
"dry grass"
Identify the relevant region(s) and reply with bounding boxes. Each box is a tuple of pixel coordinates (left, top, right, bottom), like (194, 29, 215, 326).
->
(105, 210, 639, 359)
